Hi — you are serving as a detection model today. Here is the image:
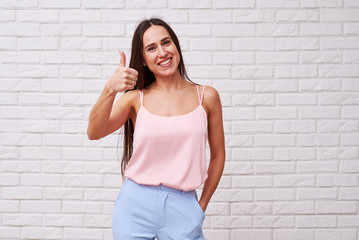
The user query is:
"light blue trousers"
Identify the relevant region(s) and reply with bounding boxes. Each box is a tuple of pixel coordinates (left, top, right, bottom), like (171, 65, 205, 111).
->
(112, 178, 206, 240)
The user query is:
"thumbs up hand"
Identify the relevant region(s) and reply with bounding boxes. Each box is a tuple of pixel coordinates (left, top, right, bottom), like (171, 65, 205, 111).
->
(106, 50, 138, 93)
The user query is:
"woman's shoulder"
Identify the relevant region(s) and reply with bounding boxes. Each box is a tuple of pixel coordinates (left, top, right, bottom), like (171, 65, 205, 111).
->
(120, 89, 141, 106)
(202, 85, 220, 102)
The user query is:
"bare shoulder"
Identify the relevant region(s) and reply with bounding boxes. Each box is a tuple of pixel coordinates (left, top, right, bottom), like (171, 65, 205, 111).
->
(203, 85, 219, 101)
(202, 85, 221, 115)
(118, 89, 140, 105)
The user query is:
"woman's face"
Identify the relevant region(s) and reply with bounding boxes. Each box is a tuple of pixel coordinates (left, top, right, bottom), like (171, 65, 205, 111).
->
(142, 25, 180, 79)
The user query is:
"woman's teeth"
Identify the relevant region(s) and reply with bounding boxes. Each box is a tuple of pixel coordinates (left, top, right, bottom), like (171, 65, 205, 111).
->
(159, 59, 171, 65)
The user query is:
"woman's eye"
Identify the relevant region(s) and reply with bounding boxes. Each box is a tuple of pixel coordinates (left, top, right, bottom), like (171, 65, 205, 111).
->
(163, 40, 171, 46)
(147, 47, 155, 51)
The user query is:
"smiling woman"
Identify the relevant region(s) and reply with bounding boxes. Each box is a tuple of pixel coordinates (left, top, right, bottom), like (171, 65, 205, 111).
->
(87, 18, 225, 240)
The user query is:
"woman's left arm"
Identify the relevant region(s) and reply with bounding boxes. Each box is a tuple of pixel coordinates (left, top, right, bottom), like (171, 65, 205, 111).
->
(199, 86, 226, 212)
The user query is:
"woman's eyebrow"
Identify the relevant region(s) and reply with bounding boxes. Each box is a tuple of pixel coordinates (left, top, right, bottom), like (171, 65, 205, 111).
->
(144, 37, 171, 49)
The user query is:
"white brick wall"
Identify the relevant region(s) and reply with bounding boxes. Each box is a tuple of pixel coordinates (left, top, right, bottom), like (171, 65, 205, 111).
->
(0, 1, 358, 240)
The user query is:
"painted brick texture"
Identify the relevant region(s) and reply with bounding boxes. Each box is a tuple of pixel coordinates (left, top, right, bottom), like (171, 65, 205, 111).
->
(1, 1, 359, 240)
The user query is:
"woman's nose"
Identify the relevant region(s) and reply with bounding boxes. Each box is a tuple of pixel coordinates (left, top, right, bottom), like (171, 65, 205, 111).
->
(158, 46, 167, 57)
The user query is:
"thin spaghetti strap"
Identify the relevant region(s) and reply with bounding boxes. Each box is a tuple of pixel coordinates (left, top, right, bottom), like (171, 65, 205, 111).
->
(200, 86, 206, 105)
(140, 89, 144, 106)
(195, 85, 200, 104)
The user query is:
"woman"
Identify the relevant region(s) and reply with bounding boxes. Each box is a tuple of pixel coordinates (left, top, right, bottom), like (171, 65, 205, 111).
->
(87, 18, 225, 240)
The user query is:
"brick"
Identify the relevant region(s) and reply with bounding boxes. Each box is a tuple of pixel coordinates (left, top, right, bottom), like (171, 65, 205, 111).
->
(298, 188, 338, 200)
(60, 10, 101, 22)
(233, 121, 272, 133)
(0, 10, 15, 21)
(234, 37, 275, 50)
(44, 215, 83, 227)
(316, 229, 357, 240)
(64, 228, 103, 239)
(317, 120, 358, 133)
(257, 107, 297, 119)
(321, 37, 359, 49)
(0, 24, 39, 36)
(84, 24, 125, 36)
(21, 147, 61, 160)
(233, 66, 274, 79)
(0, 38, 16, 49)
(172, 24, 211, 37)
(1, 133, 42, 146)
(224, 161, 253, 174)
(274, 175, 315, 187)
(214, 24, 255, 37)
(2, 187, 42, 200)
(21, 227, 62, 239)
(21, 174, 61, 186)
(296, 215, 337, 228)
(302, 51, 342, 64)
(84, 215, 112, 227)
(298, 161, 338, 173)
(257, 52, 298, 64)
(319, 148, 357, 160)
(254, 216, 295, 228)
(274, 120, 316, 133)
(277, 66, 317, 78)
(0, 226, 20, 238)
(61, 38, 102, 50)
(344, 23, 359, 35)
(214, 0, 241, 8)
(0, 0, 38, 9)
(63, 175, 103, 187)
(234, 9, 274, 22)
(17, 10, 58, 22)
(274, 229, 314, 240)
(3, 214, 42, 226)
(276, 9, 318, 22)
(232, 230, 272, 240)
(302, 23, 342, 36)
(277, 37, 318, 50)
(344, 51, 359, 63)
(0, 174, 19, 186)
(301, 107, 340, 119)
(83, 0, 124, 8)
(42, 0, 81, 9)
(257, 0, 299, 8)
(181, 51, 211, 65)
(341, 160, 359, 173)
(340, 187, 359, 200)
(233, 176, 273, 188)
(273, 202, 314, 214)
(255, 135, 296, 147)
(322, 9, 359, 21)
(19, 93, 59, 105)
(18, 65, 59, 78)
(21, 201, 61, 213)
(231, 202, 271, 215)
(231, 149, 272, 161)
(63, 201, 102, 214)
(258, 23, 299, 36)
(211, 216, 252, 228)
(0, 93, 17, 105)
(169, 0, 211, 8)
(316, 201, 357, 214)
(190, 38, 230, 50)
(0, 200, 19, 213)
(44, 188, 83, 200)
(255, 189, 295, 201)
(189, 10, 231, 23)
(256, 80, 297, 92)
(214, 52, 254, 65)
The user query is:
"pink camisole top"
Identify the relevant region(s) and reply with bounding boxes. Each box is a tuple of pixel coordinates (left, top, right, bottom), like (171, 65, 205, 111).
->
(125, 85, 208, 191)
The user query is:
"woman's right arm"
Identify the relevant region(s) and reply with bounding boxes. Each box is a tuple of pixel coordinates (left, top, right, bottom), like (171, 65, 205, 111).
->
(87, 51, 138, 140)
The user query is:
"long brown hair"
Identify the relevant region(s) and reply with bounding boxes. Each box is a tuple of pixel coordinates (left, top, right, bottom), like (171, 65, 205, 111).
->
(121, 18, 195, 177)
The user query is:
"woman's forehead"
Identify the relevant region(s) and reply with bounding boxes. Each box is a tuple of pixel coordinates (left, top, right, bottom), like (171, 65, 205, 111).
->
(143, 25, 171, 45)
